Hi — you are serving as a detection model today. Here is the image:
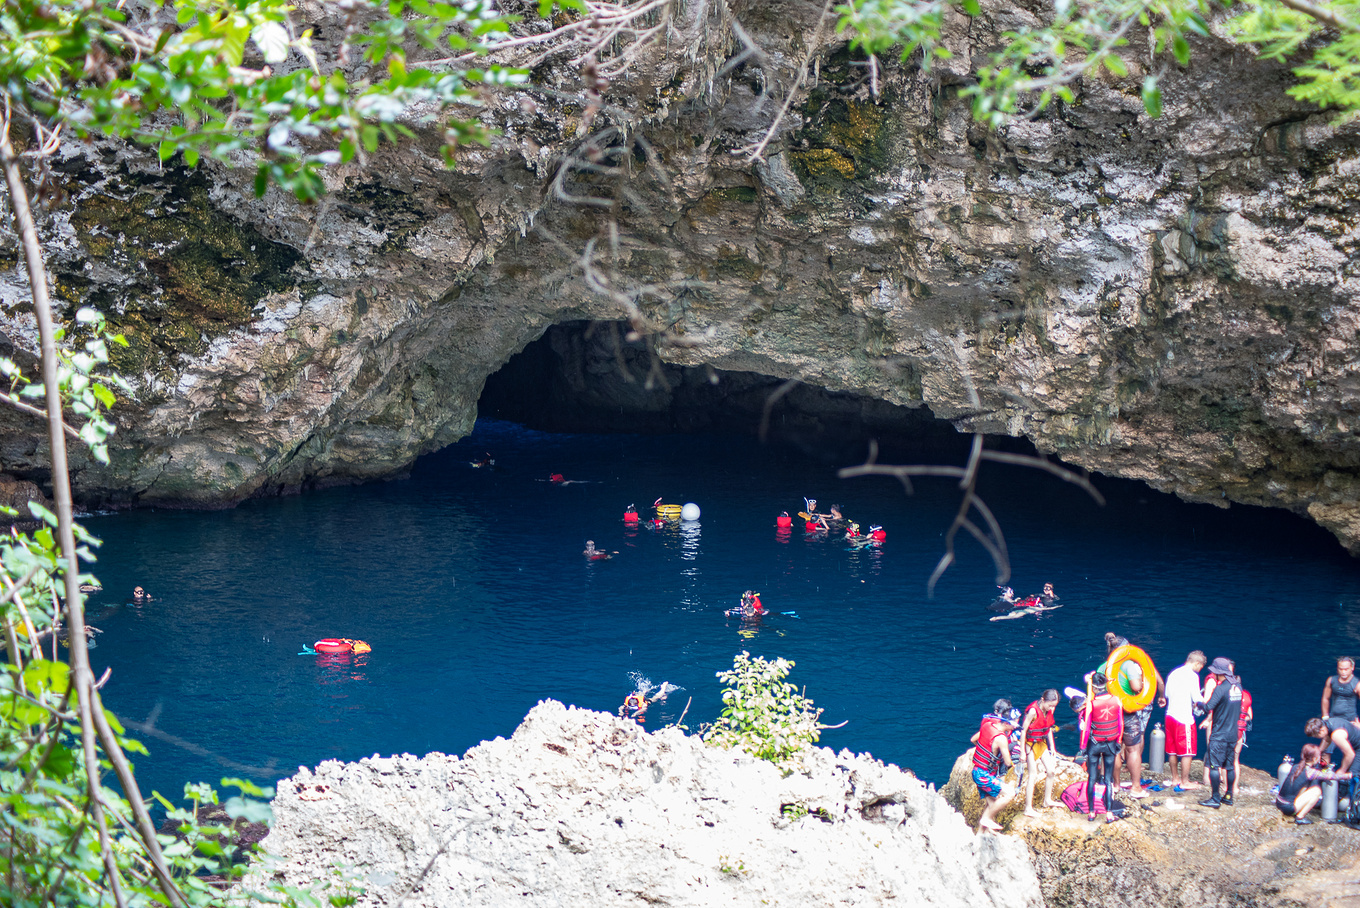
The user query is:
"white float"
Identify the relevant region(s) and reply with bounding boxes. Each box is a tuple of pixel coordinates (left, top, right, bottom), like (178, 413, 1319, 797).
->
(680, 502, 701, 521)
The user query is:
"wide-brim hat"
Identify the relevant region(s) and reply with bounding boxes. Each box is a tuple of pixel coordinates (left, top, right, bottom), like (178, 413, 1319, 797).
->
(1208, 656, 1233, 675)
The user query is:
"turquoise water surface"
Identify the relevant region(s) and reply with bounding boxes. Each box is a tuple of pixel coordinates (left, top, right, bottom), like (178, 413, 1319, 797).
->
(83, 419, 1360, 805)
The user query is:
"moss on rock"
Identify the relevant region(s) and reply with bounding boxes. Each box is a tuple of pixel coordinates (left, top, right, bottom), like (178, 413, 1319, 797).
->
(65, 170, 300, 374)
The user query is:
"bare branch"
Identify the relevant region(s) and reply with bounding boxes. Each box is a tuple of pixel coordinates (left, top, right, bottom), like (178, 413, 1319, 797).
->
(759, 379, 801, 442)
(0, 391, 83, 439)
(740, 0, 837, 162)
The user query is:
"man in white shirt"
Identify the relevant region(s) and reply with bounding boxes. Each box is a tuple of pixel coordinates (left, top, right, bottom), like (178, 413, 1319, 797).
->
(1164, 651, 1206, 791)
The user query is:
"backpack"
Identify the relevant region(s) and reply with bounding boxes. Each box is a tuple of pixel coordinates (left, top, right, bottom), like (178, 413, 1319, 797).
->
(1060, 781, 1127, 815)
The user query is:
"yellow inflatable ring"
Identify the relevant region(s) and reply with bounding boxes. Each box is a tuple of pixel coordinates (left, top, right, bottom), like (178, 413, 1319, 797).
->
(655, 504, 683, 520)
(1105, 644, 1156, 711)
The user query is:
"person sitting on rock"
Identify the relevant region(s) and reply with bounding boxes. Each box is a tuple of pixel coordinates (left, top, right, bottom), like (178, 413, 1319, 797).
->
(1276, 743, 1351, 825)
(969, 701, 1018, 833)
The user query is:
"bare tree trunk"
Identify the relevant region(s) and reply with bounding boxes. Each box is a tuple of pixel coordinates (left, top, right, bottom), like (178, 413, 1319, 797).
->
(0, 129, 184, 908)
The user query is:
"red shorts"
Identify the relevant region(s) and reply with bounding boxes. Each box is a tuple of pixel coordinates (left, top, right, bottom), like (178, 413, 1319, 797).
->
(1166, 716, 1196, 757)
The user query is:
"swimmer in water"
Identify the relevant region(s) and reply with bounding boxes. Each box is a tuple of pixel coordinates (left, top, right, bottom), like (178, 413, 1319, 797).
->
(620, 691, 650, 722)
(725, 591, 766, 619)
(132, 586, 152, 602)
(470, 452, 494, 468)
(987, 587, 1019, 611)
(990, 602, 1063, 621)
(583, 541, 613, 560)
(1041, 582, 1059, 604)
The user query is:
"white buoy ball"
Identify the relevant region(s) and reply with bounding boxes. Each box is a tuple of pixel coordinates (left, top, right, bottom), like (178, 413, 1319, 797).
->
(681, 502, 701, 521)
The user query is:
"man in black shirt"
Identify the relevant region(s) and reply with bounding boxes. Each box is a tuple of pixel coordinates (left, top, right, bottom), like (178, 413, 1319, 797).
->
(1306, 716, 1360, 774)
(1322, 657, 1358, 720)
(1198, 657, 1242, 809)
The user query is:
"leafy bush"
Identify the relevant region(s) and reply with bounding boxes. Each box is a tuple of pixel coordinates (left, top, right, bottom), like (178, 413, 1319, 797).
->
(701, 652, 825, 771)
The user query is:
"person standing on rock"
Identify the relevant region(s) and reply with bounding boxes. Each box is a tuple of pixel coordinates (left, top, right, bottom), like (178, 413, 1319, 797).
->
(970, 705, 1018, 833)
(1020, 690, 1065, 817)
(1197, 657, 1242, 809)
(1321, 657, 1358, 724)
(1164, 651, 1206, 792)
(1083, 672, 1124, 822)
(1232, 665, 1252, 800)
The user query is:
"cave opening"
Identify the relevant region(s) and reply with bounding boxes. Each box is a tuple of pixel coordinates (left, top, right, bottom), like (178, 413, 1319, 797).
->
(473, 320, 1352, 557)
(478, 320, 984, 465)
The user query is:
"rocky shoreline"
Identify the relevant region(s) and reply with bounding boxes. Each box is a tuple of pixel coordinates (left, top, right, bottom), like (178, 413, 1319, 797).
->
(942, 752, 1360, 908)
(246, 706, 1360, 907)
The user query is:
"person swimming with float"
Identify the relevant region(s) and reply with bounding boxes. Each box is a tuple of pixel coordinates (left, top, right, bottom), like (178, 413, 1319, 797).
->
(1040, 582, 1059, 605)
(988, 587, 1019, 611)
(470, 452, 494, 468)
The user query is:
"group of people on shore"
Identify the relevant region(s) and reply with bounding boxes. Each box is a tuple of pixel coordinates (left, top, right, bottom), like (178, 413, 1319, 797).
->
(969, 635, 1360, 831)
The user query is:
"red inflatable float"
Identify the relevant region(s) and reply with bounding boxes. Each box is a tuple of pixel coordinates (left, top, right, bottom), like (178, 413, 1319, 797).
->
(314, 638, 371, 654)
(776, 512, 792, 528)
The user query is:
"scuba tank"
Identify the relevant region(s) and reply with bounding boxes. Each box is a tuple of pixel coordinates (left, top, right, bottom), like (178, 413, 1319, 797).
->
(1322, 779, 1339, 821)
(1278, 755, 1295, 786)
(1148, 723, 1166, 774)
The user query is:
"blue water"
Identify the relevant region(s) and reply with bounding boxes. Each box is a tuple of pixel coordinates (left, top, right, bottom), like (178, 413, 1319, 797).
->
(84, 420, 1360, 806)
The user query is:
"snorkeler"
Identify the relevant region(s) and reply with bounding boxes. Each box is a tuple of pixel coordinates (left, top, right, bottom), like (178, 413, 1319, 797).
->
(583, 541, 614, 561)
(990, 601, 1063, 621)
(620, 691, 649, 722)
(470, 452, 494, 468)
(987, 587, 1019, 611)
(725, 591, 766, 619)
(132, 586, 152, 603)
(1040, 582, 1059, 605)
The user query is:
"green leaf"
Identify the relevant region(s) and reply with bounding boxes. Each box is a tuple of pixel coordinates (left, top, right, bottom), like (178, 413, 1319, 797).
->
(1172, 35, 1191, 66)
(27, 501, 58, 527)
(23, 659, 71, 697)
(1103, 54, 1128, 77)
(255, 165, 270, 197)
(361, 123, 379, 153)
(1141, 77, 1162, 117)
(961, 0, 980, 15)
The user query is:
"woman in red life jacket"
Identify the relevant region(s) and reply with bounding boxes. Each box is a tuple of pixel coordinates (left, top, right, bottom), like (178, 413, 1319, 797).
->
(1233, 670, 1253, 799)
(1084, 672, 1125, 822)
(1021, 689, 1065, 817)
(970, 700, 1019, 833)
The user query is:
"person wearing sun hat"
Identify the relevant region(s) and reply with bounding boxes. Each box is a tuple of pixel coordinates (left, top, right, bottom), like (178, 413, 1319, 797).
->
(1198, 656, 1243, 809)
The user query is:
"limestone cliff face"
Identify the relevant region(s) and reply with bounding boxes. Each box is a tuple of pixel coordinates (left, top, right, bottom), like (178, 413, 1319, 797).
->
(2, 0, 1359, 549)
(249, 700, 1043, 907)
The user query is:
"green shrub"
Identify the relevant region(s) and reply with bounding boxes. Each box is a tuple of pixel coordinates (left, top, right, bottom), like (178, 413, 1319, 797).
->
(701, 651, 825, 771)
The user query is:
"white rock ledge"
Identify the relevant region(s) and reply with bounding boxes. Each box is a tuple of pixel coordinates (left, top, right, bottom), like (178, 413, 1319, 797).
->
(249, 700, 1042, 907)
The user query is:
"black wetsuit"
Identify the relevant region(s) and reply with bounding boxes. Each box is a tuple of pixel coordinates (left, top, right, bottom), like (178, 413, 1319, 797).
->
(1203, 677, 1242, 801)
(1324, 718, 1360, 762)
(1274, 763, 1344, 816)
(1328, 675, 1360, 720)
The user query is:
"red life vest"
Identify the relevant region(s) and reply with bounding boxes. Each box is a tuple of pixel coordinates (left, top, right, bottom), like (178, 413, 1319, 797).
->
(1025, 701, 1056, 743)
(1238, 689, 1252, 735)
(972, 719, 1004, 772)
(1088, 695, 1123, 743)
